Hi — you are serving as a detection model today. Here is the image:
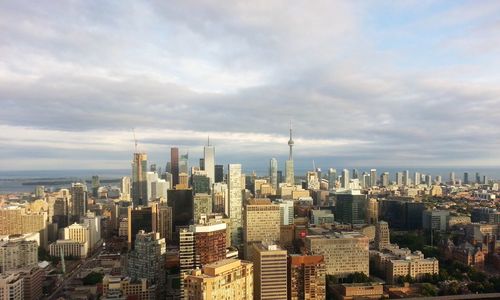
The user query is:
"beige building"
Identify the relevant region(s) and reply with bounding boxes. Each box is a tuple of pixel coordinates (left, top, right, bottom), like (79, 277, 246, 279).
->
(251, 243, 287, 300)
(193, 194, 212, 223)
(49, 240, 88, 258)
(0, 273, 24, 300)
(375, 221, 390, 250)
(305, 232, 369, 278)
(11, 267, 44, 300)
(387, 256, 439, 284)
(64, 223, 90, 253)
(243, 199, 280, 258)
(0, 240, 38, 272)
(0, 207, 47, 248)
(184, 259, 253, 300)
(102, 275, 156, 300)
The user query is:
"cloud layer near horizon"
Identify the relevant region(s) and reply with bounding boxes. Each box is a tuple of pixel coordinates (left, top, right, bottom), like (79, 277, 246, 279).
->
(1, 1, 500, 171)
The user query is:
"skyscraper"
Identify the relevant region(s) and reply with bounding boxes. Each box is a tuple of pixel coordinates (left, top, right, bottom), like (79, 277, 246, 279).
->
(449, 172, 455, 185)
(228, 164, 243, 247)
(370, 169, 377, 187)
(335, 190, 368, 225)
(414, 172, 421, 186)
(243, 199, 281, 258)
(132, 152, 148, 206)
(464, 172, 469, 184)
(91, 175, 100, 198)
(285, 122, 295, 185)
(251, 243, 288, 300)
(215, 165, 224, 183)
(380, 172, 389, 187)
(171, 147, 179, 187)
(341, 169, 349, 189)
(204, 138, 215, 185)
(396, 172, 403, 186)
(328, 168, 337, 190)
(179, 152, 189, 175)
(70, 182, 87, 222)
(403, 170, 410, 186)
(269, 158, 278, 191)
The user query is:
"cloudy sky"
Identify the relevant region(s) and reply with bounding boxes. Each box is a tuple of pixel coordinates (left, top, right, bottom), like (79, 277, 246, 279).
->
(1, 1, 500, 172)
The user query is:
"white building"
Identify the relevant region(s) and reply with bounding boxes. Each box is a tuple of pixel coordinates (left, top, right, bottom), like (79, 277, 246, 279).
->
(228, 164, 243, 247)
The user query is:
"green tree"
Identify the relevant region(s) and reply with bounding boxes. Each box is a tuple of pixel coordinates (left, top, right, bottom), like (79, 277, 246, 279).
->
(82, 272, 104, 285)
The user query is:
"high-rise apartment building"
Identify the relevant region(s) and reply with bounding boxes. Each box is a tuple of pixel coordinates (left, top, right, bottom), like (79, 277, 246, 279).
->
(380, 172, 389, 187)
(270, 158, 278, 191)
(184, 259, 253, 300)
(121, 176, 131, 201)
(127, 231, 166, 292)
(305, 232, 369, 278)
(70, 182, 87, 222)
(243, 199, 281, 258)
(250, 243, 287, 300)
(396, 172, 403, 186)
(277, 200, 294, 226)
(171, 147, 179, 187)
(289, 255, 326, 300)
(464, 172, 469, 184)
(449, 172, 456, 185)
(204, 141, 215, 185)
(228, 164, 243, 247)
(0, 273, 24, 300)
(0, 239, 38, 272)
(132, 152, 148, 206)
(414, 172, 421, 186)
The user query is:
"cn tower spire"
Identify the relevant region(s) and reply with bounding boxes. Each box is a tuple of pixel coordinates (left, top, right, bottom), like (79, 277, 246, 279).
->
(288, 120, 294, 160)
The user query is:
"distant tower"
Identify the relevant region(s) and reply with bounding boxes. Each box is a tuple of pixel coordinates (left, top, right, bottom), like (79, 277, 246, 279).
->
(132, 152, 148, 207)
(269, 158, 278, 190)
(285, 121, 295, 185)
(204, 136, 215, 185)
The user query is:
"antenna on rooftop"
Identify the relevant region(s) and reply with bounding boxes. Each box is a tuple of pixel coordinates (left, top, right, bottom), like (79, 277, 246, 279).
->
(132, 128, 138, 152)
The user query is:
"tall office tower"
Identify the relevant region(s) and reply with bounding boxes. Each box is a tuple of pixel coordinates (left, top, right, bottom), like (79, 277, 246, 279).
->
(146, 171, 158, 203)
(127, 205, 158, 248)
(0, 239, 38, 272)
(425, 174, 432, 186)
(449, 172, 455, 185)
(328, 168, 337, 190)
(204, 139, 215, 185)
(251, 243, 288, 300)
(179, 152, 189, 175)
(167, 189, 193, 232)
(199, 158, 205, 170)
(244, 199, 281, 258)
(375, 221, 390, 250)
(91, 175, 100, 198)
(214, 165, 224, 183)
(192, 173, 210, 194)
(307, 171, 320, 190)
(127, 231, 166, 293)
(341, 169, 350, 188)
(475, 172, 481, 184)
(366, 198, 378, 225)
(403, 170, 410, 186)
(435, 175, 442, 184)
(380, 172, 389, 187)
(158, 203, 172, 242)
(184, 259, 254, 300)
(483, 175, 488, 184)
(289, 255, 326, 300)
(278, 200, 294, 226)
(414, 172, 421, 186)
(285, 122, 295, 185)
(352, 169, 359, 179)
(335, 190, 368, 225)
(179, 227, 195, 278)
(269, 158, 278, 191)
(121, 176, 131, 201)
(396, 172, 403, 186)
(132, 152, 148, 207)
(362, 173, 370, 189)
(70, 182, 87, 222)
(305, 232, 369, 278)
(171, 147, 179, 187)
(463, 172, 469, 184)
(228, 164, 243, 247)
(370, 169, 377, 187)
(277, 170, 283, 185)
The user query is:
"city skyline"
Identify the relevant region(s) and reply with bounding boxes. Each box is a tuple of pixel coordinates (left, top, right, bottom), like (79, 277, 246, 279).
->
(2, 1, 500, 170)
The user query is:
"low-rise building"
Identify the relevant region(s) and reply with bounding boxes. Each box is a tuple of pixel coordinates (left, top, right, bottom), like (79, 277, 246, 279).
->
(49, 240, 88, 258)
